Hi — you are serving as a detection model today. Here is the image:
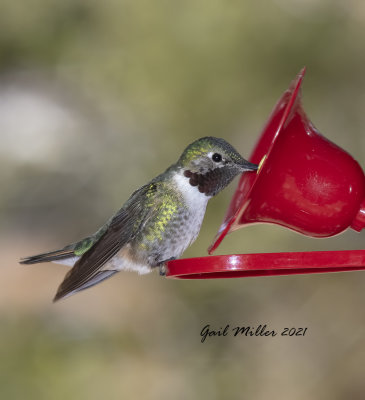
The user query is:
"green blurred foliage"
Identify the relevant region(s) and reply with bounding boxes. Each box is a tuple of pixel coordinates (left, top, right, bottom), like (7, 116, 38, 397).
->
(1, 0, 365, 398)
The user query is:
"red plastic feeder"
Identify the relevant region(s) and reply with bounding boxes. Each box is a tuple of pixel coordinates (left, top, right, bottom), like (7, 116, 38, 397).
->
(166, 68, 365, 279)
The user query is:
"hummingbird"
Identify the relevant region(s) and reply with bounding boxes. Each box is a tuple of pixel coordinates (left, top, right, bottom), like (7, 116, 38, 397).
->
(20, 137, 257, 301)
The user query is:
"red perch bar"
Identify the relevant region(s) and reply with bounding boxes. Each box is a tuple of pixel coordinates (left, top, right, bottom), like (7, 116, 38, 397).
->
(166, 250, 365, 279)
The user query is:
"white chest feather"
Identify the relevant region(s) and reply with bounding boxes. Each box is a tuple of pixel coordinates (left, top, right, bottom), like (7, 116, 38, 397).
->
(173, 172, 211, 208)
(172, 172, 210, 247)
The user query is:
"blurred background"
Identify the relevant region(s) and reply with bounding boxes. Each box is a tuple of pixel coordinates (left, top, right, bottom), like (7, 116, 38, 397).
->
(1, 0, 365, 398)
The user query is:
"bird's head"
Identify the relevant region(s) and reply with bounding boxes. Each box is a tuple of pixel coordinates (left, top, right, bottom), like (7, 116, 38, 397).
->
(177, 136, 257, 196)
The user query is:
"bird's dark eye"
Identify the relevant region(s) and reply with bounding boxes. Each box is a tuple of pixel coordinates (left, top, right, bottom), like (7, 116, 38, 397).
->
(212, 153, 222, 162)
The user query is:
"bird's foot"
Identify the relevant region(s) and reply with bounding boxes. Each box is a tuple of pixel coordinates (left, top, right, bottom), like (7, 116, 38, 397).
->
(159, 265, 167, 276)
(157, 257, 176, 276)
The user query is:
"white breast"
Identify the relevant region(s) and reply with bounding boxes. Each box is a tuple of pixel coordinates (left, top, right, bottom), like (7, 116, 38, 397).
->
(172, 171, 210, 248)
(173, 172, 211, 208)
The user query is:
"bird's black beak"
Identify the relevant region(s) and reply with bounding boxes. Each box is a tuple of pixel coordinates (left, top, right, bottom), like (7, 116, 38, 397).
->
(239, 159, 258, 172)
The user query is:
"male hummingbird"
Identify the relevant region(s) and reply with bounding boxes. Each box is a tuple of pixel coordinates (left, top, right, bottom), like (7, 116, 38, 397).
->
(20, 137, 257, 301)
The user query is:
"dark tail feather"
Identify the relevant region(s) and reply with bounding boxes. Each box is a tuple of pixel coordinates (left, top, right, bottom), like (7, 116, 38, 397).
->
(19, 247, 75, 265)
(53, 270, 118, 302)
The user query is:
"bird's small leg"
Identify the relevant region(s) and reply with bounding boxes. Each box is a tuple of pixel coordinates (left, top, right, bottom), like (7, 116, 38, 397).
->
(156, 257, 176, 276)
(159, 264, 167, 276)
